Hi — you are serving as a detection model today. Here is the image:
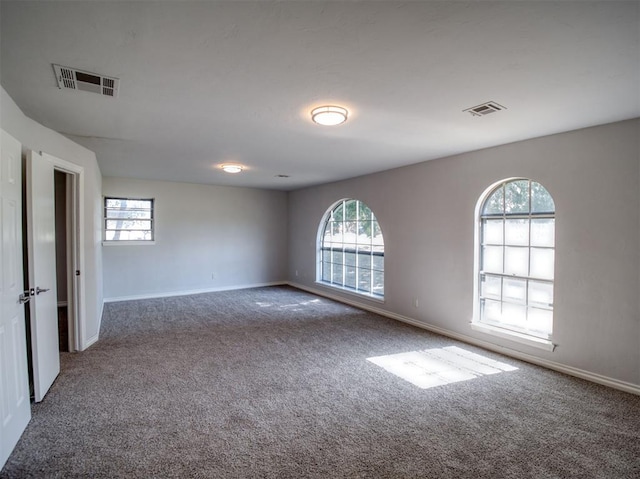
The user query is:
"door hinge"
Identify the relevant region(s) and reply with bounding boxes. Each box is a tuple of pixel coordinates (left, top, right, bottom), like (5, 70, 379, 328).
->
(75, 270, 80, 276)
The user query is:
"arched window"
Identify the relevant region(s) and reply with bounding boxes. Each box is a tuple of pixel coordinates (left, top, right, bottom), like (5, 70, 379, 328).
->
(476, 179, 555, 340)
(318, 199, 384, 298)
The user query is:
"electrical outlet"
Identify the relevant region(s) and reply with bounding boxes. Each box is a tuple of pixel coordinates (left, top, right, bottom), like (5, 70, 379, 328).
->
(211, 273, 216, 280)
(295, 270, 299, 277)
(413, 298, 419, 308)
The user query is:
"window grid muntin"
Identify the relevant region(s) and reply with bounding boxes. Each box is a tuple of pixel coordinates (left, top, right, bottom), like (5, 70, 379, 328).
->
(479, 180, 554, 339)
(104, 196, 154, 241)
(320, 199, 384, 297)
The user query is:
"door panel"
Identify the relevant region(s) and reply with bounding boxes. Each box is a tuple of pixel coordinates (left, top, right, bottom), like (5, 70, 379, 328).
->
(26, 150, 59, 403)
(0, 130, 31, 469)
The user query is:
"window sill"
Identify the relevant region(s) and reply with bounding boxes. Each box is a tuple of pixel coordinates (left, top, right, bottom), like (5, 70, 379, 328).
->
(102, 241, 156, 246)
(471, 322, 555, 352)
(315, 281, 385, 304)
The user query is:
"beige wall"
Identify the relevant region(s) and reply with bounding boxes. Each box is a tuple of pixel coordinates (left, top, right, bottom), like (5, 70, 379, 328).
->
(1, 86, 104, 348)
(288, 119, 640, 387)
(102, 177, 288, 300)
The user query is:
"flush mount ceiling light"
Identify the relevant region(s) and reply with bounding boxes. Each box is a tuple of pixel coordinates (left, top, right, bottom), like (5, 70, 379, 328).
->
(221, 164, 243, 174)
(311, 105, 348, 126)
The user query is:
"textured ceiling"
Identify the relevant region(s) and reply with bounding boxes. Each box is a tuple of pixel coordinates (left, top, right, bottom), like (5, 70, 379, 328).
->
(1, 1, 638, 190)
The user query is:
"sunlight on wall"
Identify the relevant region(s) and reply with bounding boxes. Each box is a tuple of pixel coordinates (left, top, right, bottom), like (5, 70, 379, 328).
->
(367, 346, 518, 389)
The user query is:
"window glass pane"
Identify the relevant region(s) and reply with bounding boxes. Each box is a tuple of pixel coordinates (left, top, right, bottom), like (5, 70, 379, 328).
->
(343, 221, 357, 243)
(358, 252, 372, 269)
(372, 271, 384, 295)
(503, 278, 526, 303)
(528, 308, 553, 336)
(358, 202, 372, 221)
(482, 219, 503, 244)
(358, 220, 373, 242)
(372, 245, 384, 255)
(483, 187, 504, 215)
(105, 230, 151, 241)
(481, 299, 502, 322)
(357, 268, 371, 292)
(106, 219, 152, 231)
(332, 264, 343, 284)
(332, 202, 344, 221)
(322, 250, 331, 263)
(345, 200, 358, 220)
(504, 246, 528, 276)
(322, 228, 333, 247)
(322, 263, 331, 282)
(505, 219, 529, 246)
(344, 252, 356, 266)
(531, 182, 555, 214)
(528, 281, 553, 307)
(505, 180, 530, 214)
(332, 250, 344, 264)
(105, 198, 152, 210)
(530, 248, 554, 280)
(502, 303, 527, 328)
(372, 255, 383, 271)
(480, 274, 501, 300)
(345, 267, 357, 288)
(531, 219, 554, 247)
(372, 222, 383, 248)
(482, 246, 503, 273)
(106, 209, 152, 220)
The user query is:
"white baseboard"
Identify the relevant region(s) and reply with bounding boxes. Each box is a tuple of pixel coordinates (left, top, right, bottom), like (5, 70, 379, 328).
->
(103, 281, 288, 303)
(288, 281, 640, 396)
(81, 332, 100, 351)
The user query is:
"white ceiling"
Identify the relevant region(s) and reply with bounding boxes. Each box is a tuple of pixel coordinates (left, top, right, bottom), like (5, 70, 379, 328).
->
(1, 1, 638, 191)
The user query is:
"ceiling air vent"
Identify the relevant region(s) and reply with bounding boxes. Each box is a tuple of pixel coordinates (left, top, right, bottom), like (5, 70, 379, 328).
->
(463, 101, 506, 117)
(53, 64, 119, 98)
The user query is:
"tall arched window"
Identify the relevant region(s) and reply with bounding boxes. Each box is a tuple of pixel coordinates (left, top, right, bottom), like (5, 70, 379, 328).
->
(476, 179, 555, 340)
(318, 199, 384, 298)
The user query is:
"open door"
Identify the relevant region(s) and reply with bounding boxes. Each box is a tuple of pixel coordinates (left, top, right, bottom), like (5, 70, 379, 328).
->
(0, 130, 31, 469)
(26, 150, 59, 402)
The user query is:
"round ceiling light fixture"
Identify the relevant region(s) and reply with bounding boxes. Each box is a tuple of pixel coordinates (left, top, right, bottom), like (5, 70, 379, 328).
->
(311, 105, 348, 126)
(221, 164, 243, 174)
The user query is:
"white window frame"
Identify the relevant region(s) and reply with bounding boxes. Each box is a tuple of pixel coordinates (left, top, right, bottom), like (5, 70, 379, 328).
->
(103, 196, 155, 245)
(317, 198, 384, 300)
(472, 178, 556, 351)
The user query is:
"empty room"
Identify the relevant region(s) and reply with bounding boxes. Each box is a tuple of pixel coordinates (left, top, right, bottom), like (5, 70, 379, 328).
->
(1, 1, 639, 478)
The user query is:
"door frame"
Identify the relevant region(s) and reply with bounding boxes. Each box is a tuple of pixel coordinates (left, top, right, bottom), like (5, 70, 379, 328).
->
(42, 153, 85, 352)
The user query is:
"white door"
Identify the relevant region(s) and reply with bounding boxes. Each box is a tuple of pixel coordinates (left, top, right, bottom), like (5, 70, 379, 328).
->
(26, 150, 60, 402)
(0, 130, 31, 469)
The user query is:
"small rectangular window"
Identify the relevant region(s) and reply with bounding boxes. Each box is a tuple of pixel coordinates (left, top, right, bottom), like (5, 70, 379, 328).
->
(104, 197, 154, 242)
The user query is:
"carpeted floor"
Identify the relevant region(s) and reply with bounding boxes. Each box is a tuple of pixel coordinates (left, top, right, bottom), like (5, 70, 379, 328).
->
(2, 286, 639, 478)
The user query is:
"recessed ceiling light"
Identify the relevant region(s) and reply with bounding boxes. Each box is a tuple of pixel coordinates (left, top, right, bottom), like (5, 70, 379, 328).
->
(311, 105, 348, 126)
(221, 164, 243, 174)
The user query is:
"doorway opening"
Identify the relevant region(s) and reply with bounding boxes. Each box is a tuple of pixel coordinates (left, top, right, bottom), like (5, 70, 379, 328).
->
(54, 169, 78, 352)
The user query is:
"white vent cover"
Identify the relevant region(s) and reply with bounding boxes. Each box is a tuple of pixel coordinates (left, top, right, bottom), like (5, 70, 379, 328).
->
(53, 64, 119, 97)
(463, 101, 506, 117)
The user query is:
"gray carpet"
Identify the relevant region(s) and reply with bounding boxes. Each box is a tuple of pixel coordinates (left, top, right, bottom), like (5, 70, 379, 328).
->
(2, 286, 639, 478)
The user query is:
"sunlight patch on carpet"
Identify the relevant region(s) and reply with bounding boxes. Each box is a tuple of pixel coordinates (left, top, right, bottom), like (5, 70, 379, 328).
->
(256, 299, 322, 309)
(367, 346, 518, 389)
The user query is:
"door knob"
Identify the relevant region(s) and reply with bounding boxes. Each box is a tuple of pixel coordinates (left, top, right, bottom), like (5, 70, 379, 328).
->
(36, 287, 50, 295)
